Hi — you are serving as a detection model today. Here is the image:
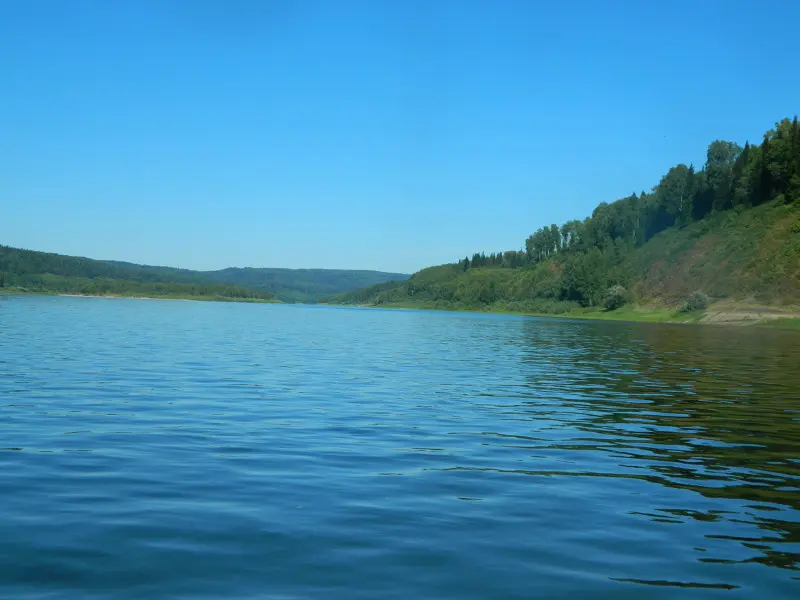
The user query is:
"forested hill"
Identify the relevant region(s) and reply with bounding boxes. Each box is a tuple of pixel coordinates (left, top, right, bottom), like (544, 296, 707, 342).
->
(0, 246, 408, 302)
(205, 268, 408, 303)
(332, 117, 800, 315)
(0, 246, 275, 301)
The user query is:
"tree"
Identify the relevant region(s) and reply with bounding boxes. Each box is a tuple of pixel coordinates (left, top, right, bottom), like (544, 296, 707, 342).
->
(526, 228, 553, 263)
(705, 140, 743, 212)
(771, 120, 791, 191)
(731, 142, 753, 207)
(644, 191, 673, 239)
(561, 248, 608, 306)
(588, 203, 615, 248)
(617, 194, 643, 245)
(681, 291, 710, 312)
(560, 220, 579, 249)
(656, 164, 694, 225)
(790, 116, 800, 201)
(502, 250, 524, 268)
(604, 285, 628, 311)
(550, 224, 562, 253)
(757, 135, 773, 205)
(690, 170, 712, 220)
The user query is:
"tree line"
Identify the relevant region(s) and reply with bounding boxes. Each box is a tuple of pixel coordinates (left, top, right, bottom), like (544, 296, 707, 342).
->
(457, 117, 800, 274)
(0, 246, 274, 301)
(454, 117, 800, 306)
(336, 116, 800, 310)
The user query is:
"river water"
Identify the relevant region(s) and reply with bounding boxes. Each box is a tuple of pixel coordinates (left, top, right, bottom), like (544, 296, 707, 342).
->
(1, 295, 798, 598)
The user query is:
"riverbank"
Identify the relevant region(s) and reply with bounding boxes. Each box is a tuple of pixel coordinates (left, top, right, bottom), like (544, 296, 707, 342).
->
(330, 299, 800, 329)
(8, 290, 799, 328)
(59, 293, 279, 303)
(1, 289, 280, 304)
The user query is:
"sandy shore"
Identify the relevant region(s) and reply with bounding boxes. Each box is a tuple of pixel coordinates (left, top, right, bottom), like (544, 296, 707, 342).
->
(57, 293, 191, 301)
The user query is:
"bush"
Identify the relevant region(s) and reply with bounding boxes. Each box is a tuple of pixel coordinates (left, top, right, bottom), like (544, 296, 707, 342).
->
(603, 285, 628, 311)
(681, 290, 710, 312)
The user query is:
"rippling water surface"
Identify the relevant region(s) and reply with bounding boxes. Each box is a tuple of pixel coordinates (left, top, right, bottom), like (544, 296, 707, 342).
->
(1, 295, 799, 598)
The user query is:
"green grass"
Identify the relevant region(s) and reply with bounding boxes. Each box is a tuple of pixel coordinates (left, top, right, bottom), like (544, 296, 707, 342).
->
(328, 297, 800, 328)
(760, 318, 800, 330)
(632, 200, 800, 303)
(560, 306, 683, 323)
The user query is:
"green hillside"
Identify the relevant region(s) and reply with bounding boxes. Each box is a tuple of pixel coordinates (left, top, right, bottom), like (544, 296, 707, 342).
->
(0, 246, 407, 303)
(0, 246, 275, 302)
(204, 267, 408, 303)
(331, 117, 800, 323)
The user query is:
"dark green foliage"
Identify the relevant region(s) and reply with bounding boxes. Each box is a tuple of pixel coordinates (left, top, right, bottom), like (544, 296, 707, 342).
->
(333, 116, 800, 311)
(0, 246, 408, 303)
(604, 285, 628, 311)
(525, 224, 562, 262)
(204, 267, 408, 303)
(0, 246, 267, 300)
(1, 272, 272, 301)
(0, 247, 201, 284)
(681, 291, 710, 312)
(706, 141, 743, 212)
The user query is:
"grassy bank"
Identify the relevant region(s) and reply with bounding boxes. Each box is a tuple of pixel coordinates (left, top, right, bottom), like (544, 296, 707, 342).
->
(328, 298, 800, 328)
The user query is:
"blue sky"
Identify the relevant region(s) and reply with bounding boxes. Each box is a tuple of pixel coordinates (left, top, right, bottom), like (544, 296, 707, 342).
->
(2, 0, 798, 273)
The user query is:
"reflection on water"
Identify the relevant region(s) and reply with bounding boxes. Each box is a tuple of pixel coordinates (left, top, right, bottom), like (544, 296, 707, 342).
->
(515, 320, 800, 576)
(0, 296, 799, 599)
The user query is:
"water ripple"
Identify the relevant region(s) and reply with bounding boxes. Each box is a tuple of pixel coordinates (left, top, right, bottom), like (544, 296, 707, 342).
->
(1, 295, 799, 599)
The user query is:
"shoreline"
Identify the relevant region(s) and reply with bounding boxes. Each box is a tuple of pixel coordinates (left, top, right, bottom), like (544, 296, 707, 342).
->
(1, 290, 278, 304)
(325, 301, 800, 329)
(58, 293, 190, 301)
(6, 290, 799, 329)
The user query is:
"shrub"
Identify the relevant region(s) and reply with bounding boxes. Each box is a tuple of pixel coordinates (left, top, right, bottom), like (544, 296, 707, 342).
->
(603, 285, 628, 311)
(681, 290, 710, 312)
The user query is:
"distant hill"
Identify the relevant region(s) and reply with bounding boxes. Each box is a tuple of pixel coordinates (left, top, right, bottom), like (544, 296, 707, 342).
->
(0, 246, 275, 302)
(330, 116, 800, 317)
(204, 267, 408, 303)
(0, 246, 408, 303)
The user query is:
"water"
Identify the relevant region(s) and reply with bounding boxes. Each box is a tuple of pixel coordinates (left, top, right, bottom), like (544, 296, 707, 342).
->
(1, 295, 799, 599)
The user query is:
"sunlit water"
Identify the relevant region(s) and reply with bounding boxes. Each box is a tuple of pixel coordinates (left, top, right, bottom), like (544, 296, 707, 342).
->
(1, 295, 799, 599)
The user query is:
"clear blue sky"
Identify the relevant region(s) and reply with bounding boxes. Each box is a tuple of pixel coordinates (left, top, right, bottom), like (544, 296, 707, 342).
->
(2, 0, 798, 273)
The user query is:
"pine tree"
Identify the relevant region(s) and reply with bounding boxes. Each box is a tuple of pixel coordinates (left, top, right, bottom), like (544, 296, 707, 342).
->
(789, 116, 800, 201)
(731, 142, 749, 207)
(757, 135, 772, 205)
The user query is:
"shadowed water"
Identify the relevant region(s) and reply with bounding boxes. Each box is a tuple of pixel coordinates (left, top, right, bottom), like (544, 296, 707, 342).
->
(1, 295, 798, 599)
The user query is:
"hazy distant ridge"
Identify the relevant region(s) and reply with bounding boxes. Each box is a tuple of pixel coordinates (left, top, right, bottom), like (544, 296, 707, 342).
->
(0, 246, 408, 303)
